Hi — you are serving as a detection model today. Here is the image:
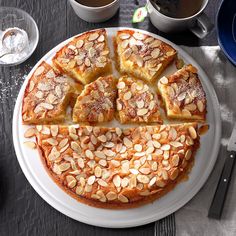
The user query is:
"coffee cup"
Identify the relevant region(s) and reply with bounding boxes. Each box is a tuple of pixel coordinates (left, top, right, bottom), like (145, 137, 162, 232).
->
(69, 0, 120, 23)
(146, 0, 213, 38)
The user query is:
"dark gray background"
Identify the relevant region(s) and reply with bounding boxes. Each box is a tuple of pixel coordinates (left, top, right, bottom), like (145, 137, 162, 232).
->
(0, 0, 221, 235)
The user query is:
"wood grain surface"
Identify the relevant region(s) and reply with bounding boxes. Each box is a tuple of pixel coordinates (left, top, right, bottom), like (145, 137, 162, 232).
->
(0, 0, 220, 235)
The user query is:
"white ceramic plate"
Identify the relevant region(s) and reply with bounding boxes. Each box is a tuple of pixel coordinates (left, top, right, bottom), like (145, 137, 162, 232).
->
(13, 27, 221, 228)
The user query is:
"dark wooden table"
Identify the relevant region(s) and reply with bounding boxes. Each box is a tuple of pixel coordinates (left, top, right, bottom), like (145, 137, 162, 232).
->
(0, 0, 221, 235)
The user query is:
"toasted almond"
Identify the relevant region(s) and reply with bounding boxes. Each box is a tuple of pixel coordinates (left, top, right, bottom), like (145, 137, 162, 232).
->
(59, 162, 70, 172)
(133, 32, 145, 40)
(161, 144, 170, 151)
(121, 40, 129, 49)
(71, 141, 81, 153)
(85, 149, 94, 159)
(24, 141, 36, 149)
(76, 186, 83, 195)
(113, 175, 121, 187)
(94, 166, 102, 177)
(34, 66, 45, 76)
(182, 109, 192, 116)
(170, 168, 179, 180)
(185, 103, 197, 111)
(87, 175, 96, 185)
(119, 33, 130, 40)
(97, 135, 107, 143)
(24, 128, 36, 138)
(170, 141, 183, 148)
(66, 175, 76, 188)
(117, 81, 125, 89)
(137, 108, 148, 116)
(118, 194, 129, 203)
(172, 154, 180, 166)
(123, 137, 133, 148)
(197, 100, 204, 112)
(139, 168, 151, 175)
(123, 48, 132, 59)
(98, 179, 108, 187)
(137, 174, 150, 184)
(151, 48, 160, 59)
(106, 191, 117, 201)
(88, 32, 99, 41)
(185, 149, 192, 160)
(189, 126, 197, 139)
(134, 144, 142, 152)
(160, 76, 168, 84)
(50, 125, 59, 137)
(45, 138, 58, 146)
(156, 179, 166, 187)
(136, 100, 144, 109)
(123, 91, 132, 100)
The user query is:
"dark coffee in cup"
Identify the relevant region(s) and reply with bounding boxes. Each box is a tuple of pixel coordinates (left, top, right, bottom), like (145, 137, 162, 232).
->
(76, 0, 115, 7)
(151, 0, 204, 18)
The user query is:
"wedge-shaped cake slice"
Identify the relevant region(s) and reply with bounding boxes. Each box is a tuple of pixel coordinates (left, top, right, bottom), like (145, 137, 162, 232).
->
(53, 29, 112, 85)
(158, 64, 206, 121)
(116, 75, 163, 124)
(114, 29, 177, 83)
(22, 61, 82, 124)
(34, 123, 199, 209)
(73, 75, 117, 123)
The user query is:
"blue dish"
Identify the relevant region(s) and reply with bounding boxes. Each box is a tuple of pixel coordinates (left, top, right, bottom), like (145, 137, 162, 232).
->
(217, 0, 236, 66)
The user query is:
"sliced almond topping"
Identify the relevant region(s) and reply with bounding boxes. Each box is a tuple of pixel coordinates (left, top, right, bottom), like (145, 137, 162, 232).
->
(185, 103, 197, 111)
(162, 169, 168, 180)
(71, 141, 81, 153)
(97, 34, 105, 42)
(113, 175, 121, 187)
(87, 175, 96, 185)
(149, 176, 157, 187)
(197, 100, 204, 112)
(119, 33, 130, 40)
(66, 175, 76, 188)
(94, 166, 102, 177)
(137, 108, 148, 116)
(123, 48, 132, 59)
(161, 144, 170, 151)
(59, 162, 70, 172)
(156, 179, 166, 187)
(151, 48, 160, 59)
(45, 138, 58, 146)
(77, 158, 85, 168)
(85, 149, 94, 159)
(133, 32, 145, 40)
(134, 144, 142, 152)
(34, 66, 45, 76)
(121, 40, 129, 49)
(117, 81, 125, 89)
(160, 76, 168, 84)
(118, 194, 129, 203)
(170, 141, 183, 148)
(185, 149, 192, 160)
(189, 126, 197, 139)
(137, 174, 150, 184)
(24, 128, 36, 138)
(94, 151, 106, 159)
(136, 100, 144, 109)
(182, 109, 192, 116)
(106, 191, 117, 201)
(170, 168, 179, 180)
(139, 168, 151, 175)
(88, 32, 99, 41)
(123, 91, 132, 100)
(76, 186, 83, 195)
(98, 179, 108, 187)
(50, 125, 59, 137)
(123, 137, 133, 148)
(172, 154, 180, 166)
(97, 135, 107, 143)
(76, 39, 84, 48)
(24, 141, 36, 149)
(130, 168, 139, 175)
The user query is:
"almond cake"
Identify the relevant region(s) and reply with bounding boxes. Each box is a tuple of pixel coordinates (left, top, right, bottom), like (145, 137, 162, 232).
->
(21, 29, 208, 209)
(116, 75, 163, 124)
(72, 75, 117, 123)
(158, 65, 207, 121)
(53, 29, 112, 85)
(114, 29, 177, 83)
(35, 123, 199, 208)
(22, 61, 82, 124)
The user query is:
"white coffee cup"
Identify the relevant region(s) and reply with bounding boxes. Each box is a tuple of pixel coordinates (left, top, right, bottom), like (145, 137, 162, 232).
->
(146, 0, 213, 38)
(69, 0, 120, 23)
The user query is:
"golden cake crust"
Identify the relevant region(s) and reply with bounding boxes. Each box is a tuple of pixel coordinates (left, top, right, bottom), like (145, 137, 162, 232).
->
(72, 75, 117, 123)
(22, 61, 82, 125)
(53, 29, 112, 85)
(116, 75, 163, 124)
(158, 64, 207, 121)
(35, 123, 199, 209)
(114, 29, 177, 83)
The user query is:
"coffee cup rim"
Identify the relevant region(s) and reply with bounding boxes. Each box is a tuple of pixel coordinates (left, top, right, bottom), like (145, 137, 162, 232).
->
(70, 0, 119, 10)
(147, 0, 209, 21)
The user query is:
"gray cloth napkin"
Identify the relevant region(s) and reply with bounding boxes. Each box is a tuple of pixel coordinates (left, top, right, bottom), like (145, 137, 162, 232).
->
(154, 46, 236, 236)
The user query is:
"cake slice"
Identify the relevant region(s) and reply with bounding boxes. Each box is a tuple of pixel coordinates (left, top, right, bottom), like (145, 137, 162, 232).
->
(116, 75, 163, 124)
(35, 123, 200, 209)
(53, 29, 112, 85)
(158, 64, 206, 121)
(22, 61, 82, 124)
(72, 75, 117, 123)
(114, 29, 177, 83)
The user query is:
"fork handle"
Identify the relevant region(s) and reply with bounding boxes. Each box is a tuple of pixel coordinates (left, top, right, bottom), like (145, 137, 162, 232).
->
(208, 151, 236, 219)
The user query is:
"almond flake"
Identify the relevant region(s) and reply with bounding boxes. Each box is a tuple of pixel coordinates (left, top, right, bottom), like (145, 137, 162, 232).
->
(197, 100, 204, 112)
(24, 128, 36, 138)
(24, 141, 36, 149)
(87, 175, 96, 185)
(119, 33, 130, 40)
(98, 179, 108, 187)
(137, 108, 148, 116)
(123, 137, 133, 148)
(160, 76, 168, 84)
(59, 162, 70, 172)
(34, 66, 45, 76)
(118, 194, 129, 203)
(151, 48, 160, 59)
(123, 91, 132, 100)
(88, 32, 99, 41)
(85, 150, 94, 159)
(185, 149, 192, 160)
(189, 126, 197, 139)
(106, 191, 117, 201)
(137, 174, 150, 184)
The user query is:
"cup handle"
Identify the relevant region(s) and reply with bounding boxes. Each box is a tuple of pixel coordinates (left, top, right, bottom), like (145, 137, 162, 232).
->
(189, 12, 214, 38)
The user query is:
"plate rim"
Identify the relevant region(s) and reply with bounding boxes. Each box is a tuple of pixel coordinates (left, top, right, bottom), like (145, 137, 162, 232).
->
(12, 27, 222, 228)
